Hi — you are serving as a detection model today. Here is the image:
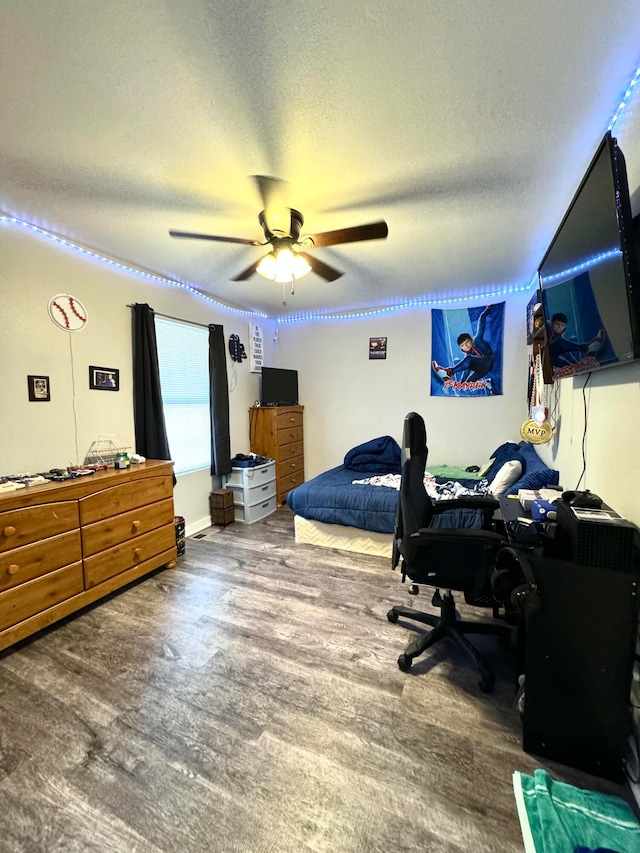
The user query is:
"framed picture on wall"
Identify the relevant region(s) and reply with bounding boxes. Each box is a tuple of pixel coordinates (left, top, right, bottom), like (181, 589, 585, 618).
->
(89, 365, 119, 391)
(369, 337, 387, 359)
(27, 375, 50, 402)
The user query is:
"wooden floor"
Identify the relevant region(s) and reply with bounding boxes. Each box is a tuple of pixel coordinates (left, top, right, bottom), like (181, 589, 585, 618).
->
(0, 507, 629, 852)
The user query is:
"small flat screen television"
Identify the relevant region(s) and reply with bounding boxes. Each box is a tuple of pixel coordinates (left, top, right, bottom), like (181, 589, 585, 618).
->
(539, 131, 640, 380)
(260, 367, 299, 406)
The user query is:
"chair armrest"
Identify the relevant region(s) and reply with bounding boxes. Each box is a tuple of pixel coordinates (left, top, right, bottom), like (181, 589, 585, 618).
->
(409, 527, 505, 545)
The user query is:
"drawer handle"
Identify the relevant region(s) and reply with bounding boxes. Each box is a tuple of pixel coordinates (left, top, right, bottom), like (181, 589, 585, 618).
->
(132, 520, 141, 530)
(261, 485, 269, 491)
(3, 526, 16, 538)
(289, 417, 295, 422)
(7, 564, 20, 576)
(262, 502, 269, 509)
(134, 547, 142, 560)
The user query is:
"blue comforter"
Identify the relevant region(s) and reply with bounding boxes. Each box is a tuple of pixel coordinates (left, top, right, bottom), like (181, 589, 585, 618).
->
(286, 465, 485, 534)
(287, 465, 397, 533)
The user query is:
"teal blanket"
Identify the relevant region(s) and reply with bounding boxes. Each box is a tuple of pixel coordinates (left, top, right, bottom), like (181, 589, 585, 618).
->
(513, 769, 640, 853)
(425, 464, 481, 480)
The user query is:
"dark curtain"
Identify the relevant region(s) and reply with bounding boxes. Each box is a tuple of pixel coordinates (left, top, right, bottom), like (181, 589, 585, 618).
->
(209, 324, 232, 476)
(132, 303, 172, 463)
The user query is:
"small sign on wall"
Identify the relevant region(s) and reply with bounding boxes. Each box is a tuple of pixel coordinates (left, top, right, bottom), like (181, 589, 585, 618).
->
(250, 323, 264, 373)
(369, 337, 387, 359)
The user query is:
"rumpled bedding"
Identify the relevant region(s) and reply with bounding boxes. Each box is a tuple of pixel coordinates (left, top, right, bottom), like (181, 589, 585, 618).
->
(343, 435, 402, 474)
(352, 473, 490, 502)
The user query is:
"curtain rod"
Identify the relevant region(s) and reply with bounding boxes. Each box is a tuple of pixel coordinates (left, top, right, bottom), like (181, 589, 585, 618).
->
(127, 304, 215, 330)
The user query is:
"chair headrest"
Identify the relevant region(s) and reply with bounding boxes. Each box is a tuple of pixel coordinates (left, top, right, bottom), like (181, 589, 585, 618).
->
(402, 412, 427, 459)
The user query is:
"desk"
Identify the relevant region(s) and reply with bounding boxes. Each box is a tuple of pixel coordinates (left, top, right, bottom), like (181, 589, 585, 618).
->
(499, 496, 640, 782)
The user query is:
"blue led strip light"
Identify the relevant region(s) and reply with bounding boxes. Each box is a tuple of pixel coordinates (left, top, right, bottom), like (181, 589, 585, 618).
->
(0, 214, 267, 318)
(277, 282, 532, 323)
(540, 249, 622, 285)
(609, 64, 640, 131)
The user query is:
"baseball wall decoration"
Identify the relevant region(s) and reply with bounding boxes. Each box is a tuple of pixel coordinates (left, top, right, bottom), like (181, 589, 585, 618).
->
(48, 294, 88, 331)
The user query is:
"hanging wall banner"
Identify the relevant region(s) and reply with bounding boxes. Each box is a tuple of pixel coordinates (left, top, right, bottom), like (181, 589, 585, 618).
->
(249, 322, 264, 373)
(431, 302, 505, 397)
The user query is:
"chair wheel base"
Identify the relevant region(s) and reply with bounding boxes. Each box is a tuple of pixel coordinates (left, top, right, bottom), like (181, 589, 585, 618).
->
(397, 653, 412, 672)
(387, 609, 399, 623)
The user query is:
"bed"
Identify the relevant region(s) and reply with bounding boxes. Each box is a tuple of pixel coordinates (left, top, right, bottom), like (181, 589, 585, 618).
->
(286, 437, 559, 557)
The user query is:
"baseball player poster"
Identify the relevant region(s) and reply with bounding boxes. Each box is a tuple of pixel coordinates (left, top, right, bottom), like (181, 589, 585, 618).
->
(431, 302, 505, 397)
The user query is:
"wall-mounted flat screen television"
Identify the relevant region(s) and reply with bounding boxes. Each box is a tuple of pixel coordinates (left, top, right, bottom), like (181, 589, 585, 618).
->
(260, 367, 299, 406)
(539, 131, 640, 380)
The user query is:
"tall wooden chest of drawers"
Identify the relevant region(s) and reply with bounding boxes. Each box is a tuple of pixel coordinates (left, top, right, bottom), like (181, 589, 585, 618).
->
(249, 405, 304, 506)
(0, 460, 177, 653)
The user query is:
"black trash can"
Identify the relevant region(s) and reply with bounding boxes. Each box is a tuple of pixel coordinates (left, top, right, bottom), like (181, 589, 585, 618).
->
(174, 515, 186, 557)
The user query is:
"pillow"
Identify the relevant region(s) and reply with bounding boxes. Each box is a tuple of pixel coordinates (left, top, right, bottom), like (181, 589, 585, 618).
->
(505, 441, 560, 495)
(488, 460, 523, 496)
(506, 467, 558, 495)
(485, 444, 522, 483)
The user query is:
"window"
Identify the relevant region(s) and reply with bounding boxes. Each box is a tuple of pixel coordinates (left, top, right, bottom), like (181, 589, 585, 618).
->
(155, 317, 211, 476)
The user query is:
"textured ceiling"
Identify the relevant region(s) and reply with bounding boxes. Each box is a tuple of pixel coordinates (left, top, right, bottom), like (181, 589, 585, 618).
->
(1, 1, 640, 319)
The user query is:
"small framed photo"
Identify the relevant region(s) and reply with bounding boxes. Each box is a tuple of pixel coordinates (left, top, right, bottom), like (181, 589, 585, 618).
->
(27, 375, 51, 402)
(369, 337, 387, 359)
(89, 365, 119, 391)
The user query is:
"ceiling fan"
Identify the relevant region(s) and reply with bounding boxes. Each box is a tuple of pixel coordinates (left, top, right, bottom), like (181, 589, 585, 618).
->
(169, 176, 388, 283)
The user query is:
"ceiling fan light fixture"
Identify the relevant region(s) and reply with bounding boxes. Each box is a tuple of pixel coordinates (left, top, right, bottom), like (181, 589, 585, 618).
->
(257, 247, 311, 283)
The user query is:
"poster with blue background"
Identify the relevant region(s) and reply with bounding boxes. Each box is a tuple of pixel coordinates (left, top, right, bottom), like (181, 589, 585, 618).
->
(431, 302, 504, 397)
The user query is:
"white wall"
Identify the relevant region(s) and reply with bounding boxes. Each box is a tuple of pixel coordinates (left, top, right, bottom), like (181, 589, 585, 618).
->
(277, 292, 532, 480)
(0, 224, 276, 534)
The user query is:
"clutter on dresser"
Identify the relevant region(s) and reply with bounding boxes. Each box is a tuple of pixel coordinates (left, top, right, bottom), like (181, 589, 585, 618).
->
(0, 460, 178, 653)
(84, 432, 132, 467)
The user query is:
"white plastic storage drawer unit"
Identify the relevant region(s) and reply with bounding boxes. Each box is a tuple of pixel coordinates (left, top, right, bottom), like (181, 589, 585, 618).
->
(223, 461, 277, 524)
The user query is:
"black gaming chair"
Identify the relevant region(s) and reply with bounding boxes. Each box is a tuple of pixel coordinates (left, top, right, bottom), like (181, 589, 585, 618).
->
(387, 411, 511, 692)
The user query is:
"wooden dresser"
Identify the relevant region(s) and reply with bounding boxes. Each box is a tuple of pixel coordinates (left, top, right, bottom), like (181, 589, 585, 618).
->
(0, 460, 177, 653)
(249, 405, 304, 506)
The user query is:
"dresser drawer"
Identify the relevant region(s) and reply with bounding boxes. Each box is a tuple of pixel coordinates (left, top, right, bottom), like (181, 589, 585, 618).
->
(0, 563, 84, 632)
(224, 462, 276, 488)
(84, 522, 177, 588)
(81, 498, 175, 557)
(278, 455, 304, 478)
(276, 428, 303, 451)
(276, 410, 303, 431)
(0, 502, 79, 553)
(0, 531, 82, 593)
(79, 476, 174, 525)
(234, 495, 277, 524)
(277, 467, 305, 499)
(276, 425, 303, 446)
(275, 439, 303, 462)
(227, 477, 276, 507)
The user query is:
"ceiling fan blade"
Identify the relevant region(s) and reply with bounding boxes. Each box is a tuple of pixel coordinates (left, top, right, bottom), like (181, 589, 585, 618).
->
(298, 252, 343, 282)
(169, 229, 258, 245)
(252, 175, 291, 235)
(231, 258, 262, 281)
(305, 220, 388, 248)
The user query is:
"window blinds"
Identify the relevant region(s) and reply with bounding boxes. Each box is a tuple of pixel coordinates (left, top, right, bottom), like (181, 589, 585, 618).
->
(155, 317, 211, 476)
